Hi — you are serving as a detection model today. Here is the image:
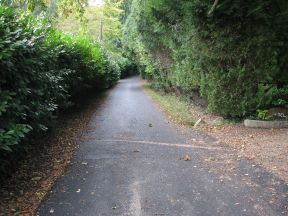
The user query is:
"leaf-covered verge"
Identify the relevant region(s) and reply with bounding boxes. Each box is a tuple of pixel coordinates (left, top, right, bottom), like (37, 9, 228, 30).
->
(0, 5, 120, 175)
(144, 84, 288, 183)
(143, 85, 196, 127)
(123, 0, 288, 118)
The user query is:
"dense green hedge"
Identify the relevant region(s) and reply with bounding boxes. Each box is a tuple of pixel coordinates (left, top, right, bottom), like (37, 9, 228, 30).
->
(0, 6, 120, 162)
(123, 0, 288, 117)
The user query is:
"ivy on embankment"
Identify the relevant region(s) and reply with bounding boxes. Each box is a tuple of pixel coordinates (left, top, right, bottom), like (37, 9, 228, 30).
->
(0, 5, 120, 170)
(123, 0, 288, 118)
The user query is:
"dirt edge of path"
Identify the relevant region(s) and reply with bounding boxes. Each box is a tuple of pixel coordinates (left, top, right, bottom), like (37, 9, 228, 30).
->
(143, 82, 288, 183)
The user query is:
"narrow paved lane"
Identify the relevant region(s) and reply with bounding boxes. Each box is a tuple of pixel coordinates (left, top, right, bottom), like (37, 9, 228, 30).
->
(38, 77, 287, 216)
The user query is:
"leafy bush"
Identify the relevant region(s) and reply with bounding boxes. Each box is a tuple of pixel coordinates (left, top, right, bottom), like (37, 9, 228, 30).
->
(118, 57, 138, 78)
(0, 5, 120, 162)
(123, 0, 288, 117)
(256, 109, 271, 121)
(271, 86, 288, 107)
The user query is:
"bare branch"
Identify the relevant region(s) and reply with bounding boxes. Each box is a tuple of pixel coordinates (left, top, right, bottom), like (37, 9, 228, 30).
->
(208, 0, 219, 17)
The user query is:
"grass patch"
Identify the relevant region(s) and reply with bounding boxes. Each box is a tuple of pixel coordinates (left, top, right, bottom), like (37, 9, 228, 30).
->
(144, 84, 196, 127)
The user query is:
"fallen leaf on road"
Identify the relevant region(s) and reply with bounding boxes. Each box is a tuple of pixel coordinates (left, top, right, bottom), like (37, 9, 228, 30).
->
(133, 149, 140, 153)
(183, 154, 191, 161)
(245, 155, 255, 160)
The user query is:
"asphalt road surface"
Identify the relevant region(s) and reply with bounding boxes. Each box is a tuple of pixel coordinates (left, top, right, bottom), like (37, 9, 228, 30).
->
(38, 77, 287, 216)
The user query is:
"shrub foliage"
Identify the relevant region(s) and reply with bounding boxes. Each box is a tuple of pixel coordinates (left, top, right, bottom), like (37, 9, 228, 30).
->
(123, 0, 288, 117)
(0, 5, 120, 161)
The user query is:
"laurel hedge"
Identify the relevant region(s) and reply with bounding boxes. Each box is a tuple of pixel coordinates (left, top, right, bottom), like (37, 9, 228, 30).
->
(0, 5, 120, 168)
